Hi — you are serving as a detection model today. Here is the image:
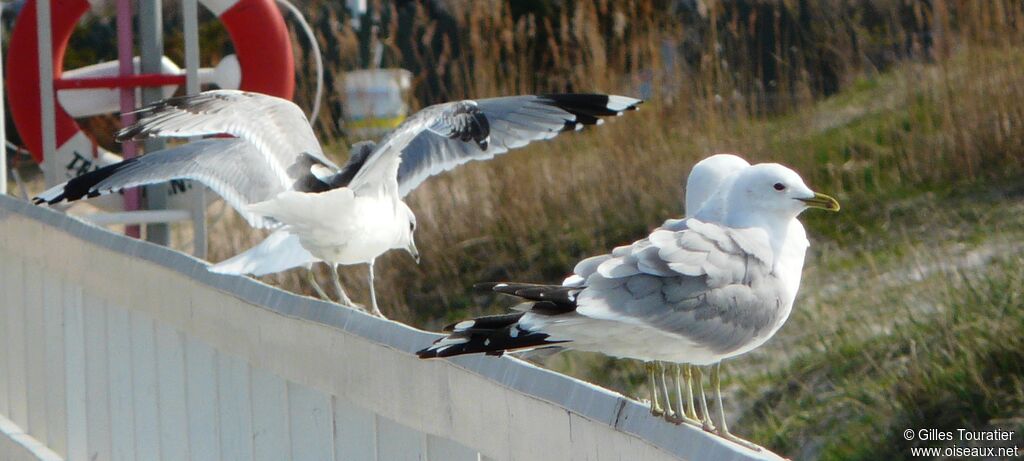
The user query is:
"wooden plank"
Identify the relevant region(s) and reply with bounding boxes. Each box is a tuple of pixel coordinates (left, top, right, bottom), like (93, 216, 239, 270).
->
(217, 352, 254, 461)
(83, 296, 112, 461)
(566, 412, 684, 461)
(156, 324, 189, 461)
(250, 367, 290, 461)
(107, 305, 137, 461)
(185, 336, 221, 461)
(446, 367, 511, 459)
(0, 248, 10, 417)
(506, 392, 572, 461)
(333, 397, 376, 461)
(569, 412, 624, 461)
(22, 270, 46, 447)
(42, 272, 67, 457)
(376, 415, 427, 461)
(130, 311, 160, 459)
(6, 255, 27, 429)
(23, 260, 47, 444)
(287, 382, 334, 461)
(63, 285, 88, 461)
(426, 434, 480, 461)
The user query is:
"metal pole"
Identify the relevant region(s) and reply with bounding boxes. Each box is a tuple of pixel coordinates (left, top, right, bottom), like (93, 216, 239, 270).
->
(36, 0, 58, 186)
(116, 0, 141, 237)
(183, 0, 207, 258)
(140, 0, 169, 245)
(1, 8, 7, 196)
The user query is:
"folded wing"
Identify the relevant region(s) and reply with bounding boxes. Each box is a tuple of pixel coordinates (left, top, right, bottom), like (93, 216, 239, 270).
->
(419, 218, 786, 359)
(573, 218, 780, 355)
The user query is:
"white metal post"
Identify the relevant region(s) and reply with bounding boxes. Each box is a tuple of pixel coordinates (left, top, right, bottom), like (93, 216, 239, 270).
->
(116, 0, 142, 237)
(183, 0, 207, 258)
(1, 9, 7, 195)
(140, 0, 170, 245)
(36, 0, 58, 185)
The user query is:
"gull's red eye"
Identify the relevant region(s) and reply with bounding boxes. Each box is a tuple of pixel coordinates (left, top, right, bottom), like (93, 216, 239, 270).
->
(773, 183, 786, 191)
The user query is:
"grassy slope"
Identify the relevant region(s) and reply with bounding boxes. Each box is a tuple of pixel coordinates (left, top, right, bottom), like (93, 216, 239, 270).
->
(737, 186, 1024, 460)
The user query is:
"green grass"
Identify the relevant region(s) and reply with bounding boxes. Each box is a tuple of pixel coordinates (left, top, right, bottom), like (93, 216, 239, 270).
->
(742, 253, 1024, 460)
(530, 176, 1024, 459)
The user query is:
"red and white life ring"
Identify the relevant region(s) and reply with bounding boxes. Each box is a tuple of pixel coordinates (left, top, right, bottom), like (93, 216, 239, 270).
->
(7, 0, 295, 167)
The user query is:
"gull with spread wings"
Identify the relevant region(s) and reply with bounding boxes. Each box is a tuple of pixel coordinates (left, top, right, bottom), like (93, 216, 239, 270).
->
(36, 90, 642, 316)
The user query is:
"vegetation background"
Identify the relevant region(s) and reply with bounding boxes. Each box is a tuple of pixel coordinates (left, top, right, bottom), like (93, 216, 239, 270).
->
(7, 0, 1023, 458)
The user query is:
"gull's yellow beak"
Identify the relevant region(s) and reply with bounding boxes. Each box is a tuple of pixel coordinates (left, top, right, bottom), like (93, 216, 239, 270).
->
(407, 240, 421, 264)
(799, 192, 841, 212)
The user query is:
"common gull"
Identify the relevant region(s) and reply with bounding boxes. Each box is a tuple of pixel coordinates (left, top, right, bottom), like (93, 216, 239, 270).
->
(418, 162, 839, 450)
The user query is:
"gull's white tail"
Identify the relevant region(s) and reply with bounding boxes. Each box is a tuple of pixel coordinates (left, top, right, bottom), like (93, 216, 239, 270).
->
(209, 229, 317, 276)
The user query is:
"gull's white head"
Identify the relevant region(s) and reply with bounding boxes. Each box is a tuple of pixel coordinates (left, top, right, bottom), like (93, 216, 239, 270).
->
(725, 163, 839, 228)
(685, 154, 750, 217)
(393, 202, 420, 263)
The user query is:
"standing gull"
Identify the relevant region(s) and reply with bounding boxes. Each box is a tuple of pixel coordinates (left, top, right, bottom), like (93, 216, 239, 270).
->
(688, 157, 813, 440)
(418, 163, 839, 449)
(35, 90, 642, 316)
(565, 153, 751, 425)
(656, 153, 751, 427)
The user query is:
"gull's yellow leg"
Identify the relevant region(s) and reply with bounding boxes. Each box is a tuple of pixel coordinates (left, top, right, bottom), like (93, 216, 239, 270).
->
(683, 365, 700, 420)
(692, 366, 715, 431)
(711, 363, 761, 451)
(667, 364, 701, 426)
(306, 267, 331, 301)
(367, 260, 385, 318)
(329, 264, 359, 309)
(645, 362, 665, 416)
(658, 362, 677, 420)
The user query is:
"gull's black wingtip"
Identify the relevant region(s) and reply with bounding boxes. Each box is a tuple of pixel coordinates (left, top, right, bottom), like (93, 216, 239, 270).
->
(33, 187, 68, 206)
(114, 126, 141, 143)
(473, 281, 503, 291)
(538, 94, 643, 131)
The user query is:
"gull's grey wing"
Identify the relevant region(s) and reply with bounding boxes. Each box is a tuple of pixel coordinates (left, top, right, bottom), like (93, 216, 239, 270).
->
(423, 220, 782, 359)
(345, 94, 642, 196)
(116, 90, 338, 176)
(33, 138, 333, 228)
(570, 218, 784, 355)
(419, 218, 791, 360)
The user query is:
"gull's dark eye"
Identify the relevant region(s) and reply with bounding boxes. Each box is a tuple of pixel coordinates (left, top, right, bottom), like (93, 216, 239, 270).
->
(410, 222, 416, 232)
(773, 183, 786, 191)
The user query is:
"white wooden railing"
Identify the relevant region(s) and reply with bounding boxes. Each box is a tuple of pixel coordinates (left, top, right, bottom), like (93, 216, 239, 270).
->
(0, 195, 781, 461)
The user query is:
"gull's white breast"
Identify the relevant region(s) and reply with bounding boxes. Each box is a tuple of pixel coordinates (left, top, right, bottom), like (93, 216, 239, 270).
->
(249, 187, 408, 266)
(298, 194, 406, 265)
